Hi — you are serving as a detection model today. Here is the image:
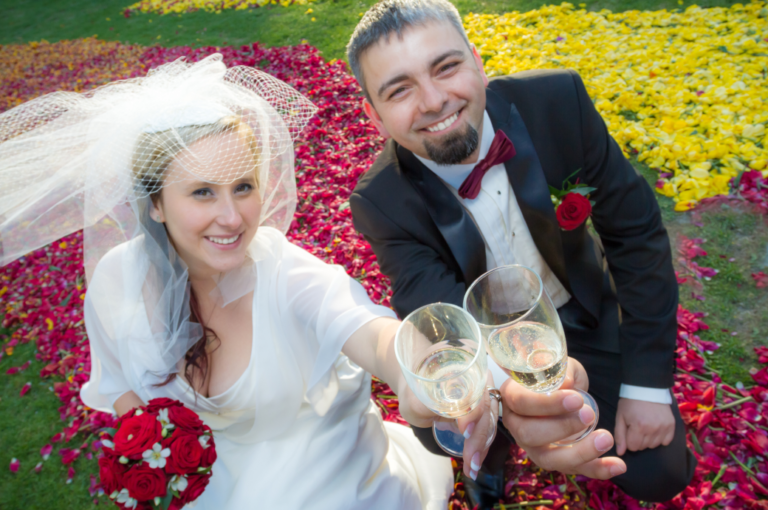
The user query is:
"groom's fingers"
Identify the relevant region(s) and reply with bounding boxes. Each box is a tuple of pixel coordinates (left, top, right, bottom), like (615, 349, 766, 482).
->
(560, 357, 589, 393)
(500, 379, 586, 418)
(504, 405, 595, 447)
(524, 429, 627, 479)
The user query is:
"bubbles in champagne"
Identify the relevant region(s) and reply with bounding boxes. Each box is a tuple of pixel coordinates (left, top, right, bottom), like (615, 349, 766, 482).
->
(488, 321, 567, 393)
(414, 346, 485, 418)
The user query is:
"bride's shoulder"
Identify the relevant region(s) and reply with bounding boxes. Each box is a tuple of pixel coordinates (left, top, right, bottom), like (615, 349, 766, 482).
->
(89, 237, 146, 290)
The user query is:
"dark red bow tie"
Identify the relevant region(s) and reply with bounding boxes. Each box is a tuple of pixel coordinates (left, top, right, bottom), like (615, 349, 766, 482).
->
(457, 130, 516, 200)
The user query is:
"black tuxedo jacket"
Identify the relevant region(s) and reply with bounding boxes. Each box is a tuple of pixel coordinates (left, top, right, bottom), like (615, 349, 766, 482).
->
(350, 69, 678, 389)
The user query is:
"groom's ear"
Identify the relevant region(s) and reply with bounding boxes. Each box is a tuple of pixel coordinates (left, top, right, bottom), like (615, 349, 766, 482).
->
(471, 45, 490, 88)
(363, 100, 391, 140)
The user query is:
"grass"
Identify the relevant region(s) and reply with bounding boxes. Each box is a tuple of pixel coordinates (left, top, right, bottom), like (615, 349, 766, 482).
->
(0, 0, 745, 61)
(635, 162, 768, 384)
(0, 0, 766, 507)
(0, 329, 99, 509)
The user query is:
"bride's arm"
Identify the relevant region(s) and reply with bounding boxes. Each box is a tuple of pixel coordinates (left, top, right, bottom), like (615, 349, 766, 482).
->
(343, 317, 496, 469)
(113, 391, 145, 417)
(341, 318, 424, 416)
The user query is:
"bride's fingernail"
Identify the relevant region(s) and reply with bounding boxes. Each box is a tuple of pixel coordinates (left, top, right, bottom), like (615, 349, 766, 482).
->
(463, 422, 475, 439)
(470, 452, 481, 472)
(469, 469, 478, 481)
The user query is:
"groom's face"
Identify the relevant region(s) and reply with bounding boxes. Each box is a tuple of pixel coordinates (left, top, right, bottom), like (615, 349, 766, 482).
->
(360, 21, 489, 165)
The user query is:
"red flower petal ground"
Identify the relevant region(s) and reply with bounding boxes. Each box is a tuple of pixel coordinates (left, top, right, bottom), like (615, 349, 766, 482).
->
(1, 38, 766, 509)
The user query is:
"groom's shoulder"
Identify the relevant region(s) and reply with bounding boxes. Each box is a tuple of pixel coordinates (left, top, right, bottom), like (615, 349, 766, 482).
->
(488, 68, 586, 106)
(353, 138, 409, 199)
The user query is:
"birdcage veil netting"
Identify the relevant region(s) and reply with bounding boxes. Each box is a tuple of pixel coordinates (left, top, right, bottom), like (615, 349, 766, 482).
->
(0, 53, 318, 383)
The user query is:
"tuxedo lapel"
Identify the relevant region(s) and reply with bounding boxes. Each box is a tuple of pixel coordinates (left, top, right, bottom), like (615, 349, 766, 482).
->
(486, 90, 570, 290)
(395, 145, 487, 286)
(486, 89, 601, 321)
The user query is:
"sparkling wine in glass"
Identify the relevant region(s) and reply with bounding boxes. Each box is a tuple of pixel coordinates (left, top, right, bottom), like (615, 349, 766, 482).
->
(395, 302, 497, 456)
(463, 264, 598, 445)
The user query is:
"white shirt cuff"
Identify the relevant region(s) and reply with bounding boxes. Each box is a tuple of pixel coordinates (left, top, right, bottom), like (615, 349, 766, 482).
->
(619, 384, 673, 404)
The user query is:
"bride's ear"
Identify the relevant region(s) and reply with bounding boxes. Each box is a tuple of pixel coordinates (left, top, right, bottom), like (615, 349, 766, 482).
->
(150, 200, 166, 223)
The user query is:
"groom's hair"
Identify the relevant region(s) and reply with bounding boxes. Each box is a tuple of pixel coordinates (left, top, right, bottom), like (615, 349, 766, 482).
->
(346, 0, 470, 99)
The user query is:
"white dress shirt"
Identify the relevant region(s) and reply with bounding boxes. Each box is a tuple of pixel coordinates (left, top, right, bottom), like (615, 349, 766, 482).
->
(416, 112, 671, 405)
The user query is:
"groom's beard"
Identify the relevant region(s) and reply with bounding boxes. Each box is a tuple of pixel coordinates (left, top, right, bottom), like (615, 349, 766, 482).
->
(423, 122, 479, 165)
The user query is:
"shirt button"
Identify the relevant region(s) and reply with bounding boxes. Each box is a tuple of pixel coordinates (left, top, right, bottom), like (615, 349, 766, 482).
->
(497, 190, 501, 195)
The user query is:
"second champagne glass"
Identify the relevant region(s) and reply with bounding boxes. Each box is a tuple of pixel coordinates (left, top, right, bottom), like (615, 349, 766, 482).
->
(395, 302, 497, 457)
(463, 264, 599, 445)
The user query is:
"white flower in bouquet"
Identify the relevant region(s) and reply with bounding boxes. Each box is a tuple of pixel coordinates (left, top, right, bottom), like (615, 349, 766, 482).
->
(142, 442, 171, 469)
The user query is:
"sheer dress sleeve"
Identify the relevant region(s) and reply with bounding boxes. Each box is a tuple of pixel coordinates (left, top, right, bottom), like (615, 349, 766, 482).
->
(276, 234, 396, 411)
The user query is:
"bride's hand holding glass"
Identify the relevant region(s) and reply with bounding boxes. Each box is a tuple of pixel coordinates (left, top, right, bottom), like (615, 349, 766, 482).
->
(396, 365, 498, 479)
(394, 303, 499, 479)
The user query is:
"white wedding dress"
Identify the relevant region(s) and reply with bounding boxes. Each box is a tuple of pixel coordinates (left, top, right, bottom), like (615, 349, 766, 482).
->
(81, 227, 453, 510)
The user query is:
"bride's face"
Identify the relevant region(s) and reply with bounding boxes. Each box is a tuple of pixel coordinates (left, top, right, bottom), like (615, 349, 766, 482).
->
(152, 130, 262, 279)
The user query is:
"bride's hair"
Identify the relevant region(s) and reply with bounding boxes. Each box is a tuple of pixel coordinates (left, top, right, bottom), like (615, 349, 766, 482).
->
(132, 115, 261, 196)
(131, 115, 261, 391)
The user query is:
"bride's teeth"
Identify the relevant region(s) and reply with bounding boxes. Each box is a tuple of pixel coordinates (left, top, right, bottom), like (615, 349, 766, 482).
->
(208, 235, 239, 245)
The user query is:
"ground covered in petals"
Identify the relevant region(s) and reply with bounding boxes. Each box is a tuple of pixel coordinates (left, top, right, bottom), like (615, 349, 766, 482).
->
(1, 32, 767, 510)
(466, 1, 768, 212)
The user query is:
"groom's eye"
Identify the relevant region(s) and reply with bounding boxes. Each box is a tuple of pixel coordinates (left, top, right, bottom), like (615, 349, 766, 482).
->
(389, 86, 406, 99)
(439, 62, 458, 74)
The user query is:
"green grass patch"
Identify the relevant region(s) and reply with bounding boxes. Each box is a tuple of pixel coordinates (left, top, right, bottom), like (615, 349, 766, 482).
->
(636, 161, 768, 385)
(0, 0, 743, 61)
(0, 330, 99, 509)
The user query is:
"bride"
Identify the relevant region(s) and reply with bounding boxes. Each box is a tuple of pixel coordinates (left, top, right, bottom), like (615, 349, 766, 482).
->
(0, 55, 499, 509)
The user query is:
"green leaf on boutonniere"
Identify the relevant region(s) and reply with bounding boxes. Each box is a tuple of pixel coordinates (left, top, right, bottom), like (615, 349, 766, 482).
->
(551, 169, 596, 203)
(567, 187, 597, 196)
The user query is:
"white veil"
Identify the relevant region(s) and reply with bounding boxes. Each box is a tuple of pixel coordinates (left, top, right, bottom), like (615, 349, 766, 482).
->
(0, 54, 317, 382)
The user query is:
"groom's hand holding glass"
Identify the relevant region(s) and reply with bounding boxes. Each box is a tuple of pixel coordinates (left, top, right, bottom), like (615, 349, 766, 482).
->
(499, 357, 627, 480)
(397, 354, 626, 481)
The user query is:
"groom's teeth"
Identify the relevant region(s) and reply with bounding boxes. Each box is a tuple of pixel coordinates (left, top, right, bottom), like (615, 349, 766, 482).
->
(208, 235, 239, 245)
(426, 112, 459, 133)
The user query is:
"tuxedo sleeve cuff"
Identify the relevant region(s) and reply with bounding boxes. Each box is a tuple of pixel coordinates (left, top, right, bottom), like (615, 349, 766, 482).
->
(619, 384, 673, 404)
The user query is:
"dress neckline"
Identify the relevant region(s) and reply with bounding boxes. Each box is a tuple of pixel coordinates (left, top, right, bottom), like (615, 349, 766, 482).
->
(177, 273, 258, 405)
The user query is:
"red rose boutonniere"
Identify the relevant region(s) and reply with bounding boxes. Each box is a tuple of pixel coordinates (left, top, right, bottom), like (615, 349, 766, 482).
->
(549, 169, 596, 231)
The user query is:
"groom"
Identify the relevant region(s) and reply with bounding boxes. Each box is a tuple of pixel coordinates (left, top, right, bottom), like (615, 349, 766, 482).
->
(346, 0, 696, 507)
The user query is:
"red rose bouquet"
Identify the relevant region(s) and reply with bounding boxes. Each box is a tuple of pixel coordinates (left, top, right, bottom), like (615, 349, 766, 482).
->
(99, 398, 216, 510)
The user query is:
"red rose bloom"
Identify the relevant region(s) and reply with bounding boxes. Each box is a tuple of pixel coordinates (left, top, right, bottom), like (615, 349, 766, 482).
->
(122, 464, 167, 501)
(179, 474, 210, 505)
(145, 398, 183, 414)
(98, 455, 125, 495)
(113, 412, 162, 459)
(201, 434, 217, 467)
(168, 405, 205, 434)
(556, 192, 592, 231)
(165, 432, 204, 475)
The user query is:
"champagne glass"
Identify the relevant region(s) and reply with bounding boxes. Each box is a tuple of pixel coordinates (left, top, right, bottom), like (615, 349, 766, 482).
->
(463, 265, 598, 446)
(395, 302, 497, 457)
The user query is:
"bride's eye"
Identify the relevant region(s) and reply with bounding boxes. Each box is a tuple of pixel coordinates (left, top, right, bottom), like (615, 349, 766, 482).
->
(192, 188, 214, 197)
(235, 183, 254, 194)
